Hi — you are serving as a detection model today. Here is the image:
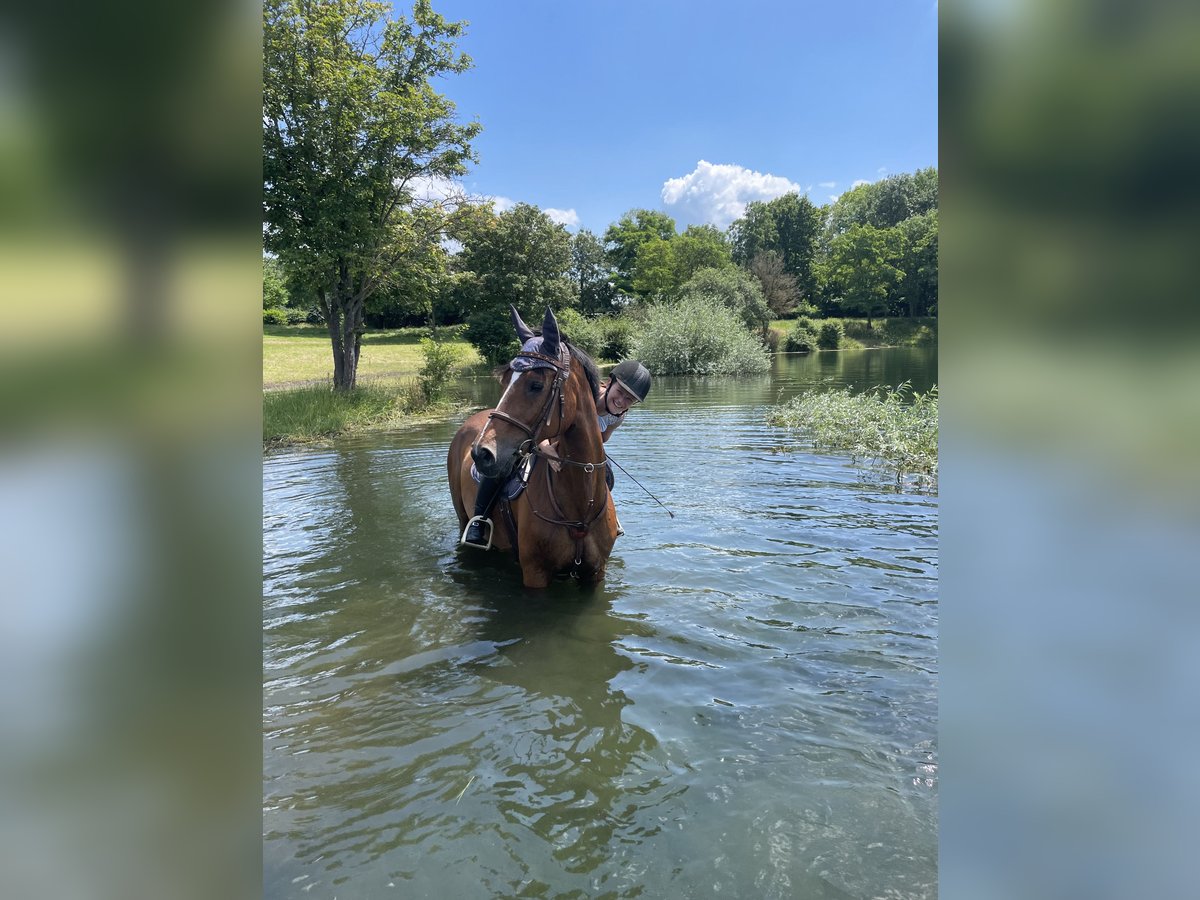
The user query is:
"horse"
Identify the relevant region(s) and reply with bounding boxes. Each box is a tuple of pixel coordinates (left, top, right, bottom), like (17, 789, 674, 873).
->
(448, 305, 618, 589)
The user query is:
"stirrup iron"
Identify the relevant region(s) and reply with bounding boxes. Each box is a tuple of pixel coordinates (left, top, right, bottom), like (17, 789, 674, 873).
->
(460, 515, 494, 550)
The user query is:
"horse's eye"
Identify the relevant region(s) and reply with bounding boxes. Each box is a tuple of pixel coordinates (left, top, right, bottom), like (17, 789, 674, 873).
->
(529, 381, 544, 392)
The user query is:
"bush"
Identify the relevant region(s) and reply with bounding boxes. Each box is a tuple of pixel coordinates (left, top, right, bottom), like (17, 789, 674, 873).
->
(765, 327, 785, 352)
(465, 309, 522, 365)
(599, 316, 634, 361)
(817, 321, 844, 350)
(679, 267, 771, 337)
(555, 309, 606, 357)
(631, 295, 770, 375)
(784, 321, 817, 352)
(417, 338, 459, 403)
(263, 307, 290, 325)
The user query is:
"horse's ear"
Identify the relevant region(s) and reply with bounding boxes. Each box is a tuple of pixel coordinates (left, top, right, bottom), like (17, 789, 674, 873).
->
(510, 304, 535, 343)
(540, 306, 560, 358)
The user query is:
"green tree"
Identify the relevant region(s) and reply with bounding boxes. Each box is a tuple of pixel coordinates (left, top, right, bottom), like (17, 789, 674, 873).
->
(455, 202, 575, 363)
(630, 237, 677, 302)
(729, 193, 822, 303)
(825, 224, 902, 326)
(894, 209, 939, 316)
(603, 209, 676, 295)
(827, 168, 939, 235)
(263, 256, 289, 310)
(263, 0, 480, 390)
(570, 229, 619, 314)
(673, 224, 734, 283)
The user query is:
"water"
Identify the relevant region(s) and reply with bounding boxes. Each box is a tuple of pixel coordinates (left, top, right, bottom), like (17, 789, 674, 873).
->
(263, 348, 938, 899)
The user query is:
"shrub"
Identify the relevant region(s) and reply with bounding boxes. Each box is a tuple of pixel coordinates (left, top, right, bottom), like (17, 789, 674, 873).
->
(263, 307, 290, 325)
(555, 309, 606, 357)
(679, 267, 771, 337)
(465, 309, 522, 365)
(631, 295, 770, 375)
(817, 321, 844, 350)
(785, 321, 817, 352)
(417, 337, 459, 403)
(599, 316, 634, 361)
(765, 327, 785, 352)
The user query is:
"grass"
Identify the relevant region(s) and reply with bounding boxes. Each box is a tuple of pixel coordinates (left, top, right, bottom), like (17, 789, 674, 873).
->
(263, 323, 482, 389)
(768, 316, 937, 351)
(263, 382, 468, 447)
(766, 382, 938, 490)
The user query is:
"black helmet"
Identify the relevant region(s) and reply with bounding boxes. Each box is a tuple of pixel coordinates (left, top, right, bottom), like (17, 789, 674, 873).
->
(610, 360, 651, 402)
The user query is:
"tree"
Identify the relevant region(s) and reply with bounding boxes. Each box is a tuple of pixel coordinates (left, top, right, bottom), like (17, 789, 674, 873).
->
(630, 237, 677, 302)
(747, 251, 800, 317)
(263, 0, 480, 390)
(570, 229, 620, 314)
(894, 209, 939, 316)
(454, 203, 575, 363)
(673, 224, 734, 283)
(826, 168, 939, 235)
(824, 224, 902, 326)
(729, 193, 822, 303)
(603, 209, 676, 295)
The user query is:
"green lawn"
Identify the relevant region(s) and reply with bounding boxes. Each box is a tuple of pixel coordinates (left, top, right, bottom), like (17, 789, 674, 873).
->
(263, 323, 482, 389)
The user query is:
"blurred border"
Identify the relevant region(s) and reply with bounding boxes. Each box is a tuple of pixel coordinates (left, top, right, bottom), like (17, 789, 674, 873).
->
(1, 2, 263, 897)
(942, 1, 1200, 897)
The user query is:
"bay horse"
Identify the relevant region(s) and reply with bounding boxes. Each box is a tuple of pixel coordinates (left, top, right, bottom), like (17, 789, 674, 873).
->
(448, 306, 618, 589)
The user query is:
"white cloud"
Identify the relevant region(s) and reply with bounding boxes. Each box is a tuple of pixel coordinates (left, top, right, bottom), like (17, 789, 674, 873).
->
(489, 195, 518, 213)
(819, 181, 837, 189)
(544, 207, 580, 228)
(877, 166, 889, 176)
(661, 160, 802, 229)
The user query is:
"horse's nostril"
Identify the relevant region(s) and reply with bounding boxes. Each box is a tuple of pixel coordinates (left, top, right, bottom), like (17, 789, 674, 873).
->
(473, 447, 494, 466)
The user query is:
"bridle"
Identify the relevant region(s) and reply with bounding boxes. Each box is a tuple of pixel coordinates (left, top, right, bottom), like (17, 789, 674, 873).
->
(482, 345, 610, 567)
(482, 348, 571, 450)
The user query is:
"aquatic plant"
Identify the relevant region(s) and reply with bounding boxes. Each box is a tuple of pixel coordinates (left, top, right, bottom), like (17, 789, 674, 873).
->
(766, 382, 938, 489)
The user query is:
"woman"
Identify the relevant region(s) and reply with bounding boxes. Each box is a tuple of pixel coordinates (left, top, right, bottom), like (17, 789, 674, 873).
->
(461, 359, 652, 549)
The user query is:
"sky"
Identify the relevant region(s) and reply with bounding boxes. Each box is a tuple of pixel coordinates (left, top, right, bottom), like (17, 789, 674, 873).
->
(425, 0, 938, 235)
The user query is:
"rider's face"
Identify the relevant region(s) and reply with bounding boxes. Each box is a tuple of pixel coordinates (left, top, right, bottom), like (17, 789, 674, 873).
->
(606, 380, 638, 414)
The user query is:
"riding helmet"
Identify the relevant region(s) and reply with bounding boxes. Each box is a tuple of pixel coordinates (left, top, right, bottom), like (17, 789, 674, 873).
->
(610, 360, 652, 402)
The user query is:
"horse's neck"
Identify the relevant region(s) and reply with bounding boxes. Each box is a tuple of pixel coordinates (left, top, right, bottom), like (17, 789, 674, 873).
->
(540, 382, 605, 510)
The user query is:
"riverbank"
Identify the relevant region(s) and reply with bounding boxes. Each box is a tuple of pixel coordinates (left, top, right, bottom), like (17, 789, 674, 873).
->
(263, 318, 936, 448)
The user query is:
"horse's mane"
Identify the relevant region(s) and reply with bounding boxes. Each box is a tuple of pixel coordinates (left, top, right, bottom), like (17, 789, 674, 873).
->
(492, 336, 602, 405)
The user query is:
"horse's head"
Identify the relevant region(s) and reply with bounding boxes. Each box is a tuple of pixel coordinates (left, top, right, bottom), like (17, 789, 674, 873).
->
(471, 305, 581, 479)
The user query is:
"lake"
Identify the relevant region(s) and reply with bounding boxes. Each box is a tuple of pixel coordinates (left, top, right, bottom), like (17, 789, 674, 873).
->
(263, 347, 938, 899)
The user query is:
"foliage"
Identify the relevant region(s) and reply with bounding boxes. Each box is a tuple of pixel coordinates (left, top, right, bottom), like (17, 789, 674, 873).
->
(784, 320, 817, 352)
(823, 224, 902, 324)
(455, 202, 576, 364)
(416, 337, 460, 403)
(554, 309, 606, 357)
(263, 0, 479, 390)
(893, 209, 939, 317)
(826, 168, 939, 236)
(630, 237, 677, 301)
(729, 192, 823, 302)
(465, 307, 522, 366)
(817, 321, 844, 350)
(631, 295, 770, 375)
(672, 224, 734, 283)
(679, 266, 771, 337)
(766, 383, 938, 489)
(603, 209, 676, 295)
(263, 256, 289, 309)
(570, 229, 620, 314)
(599, 316, 634, 361)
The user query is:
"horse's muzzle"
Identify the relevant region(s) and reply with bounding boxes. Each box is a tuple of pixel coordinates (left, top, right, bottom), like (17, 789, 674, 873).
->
(471, 444, 513, 480)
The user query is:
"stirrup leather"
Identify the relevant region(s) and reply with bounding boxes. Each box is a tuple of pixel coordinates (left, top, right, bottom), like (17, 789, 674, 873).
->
(460, 515, 494, 550)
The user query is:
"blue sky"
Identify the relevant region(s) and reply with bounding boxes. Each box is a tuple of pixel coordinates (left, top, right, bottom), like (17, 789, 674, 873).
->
(426, 0, 938, 235)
